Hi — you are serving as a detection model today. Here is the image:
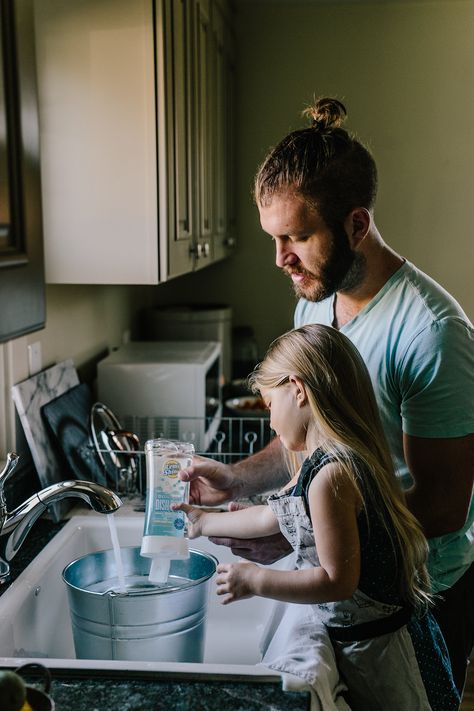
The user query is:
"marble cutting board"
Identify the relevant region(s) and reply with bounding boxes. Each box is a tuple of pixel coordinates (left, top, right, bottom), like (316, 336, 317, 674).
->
(11, 359, 80, 521)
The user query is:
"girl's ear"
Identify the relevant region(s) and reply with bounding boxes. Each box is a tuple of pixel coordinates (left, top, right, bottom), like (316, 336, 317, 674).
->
(289, 375, 308, 407)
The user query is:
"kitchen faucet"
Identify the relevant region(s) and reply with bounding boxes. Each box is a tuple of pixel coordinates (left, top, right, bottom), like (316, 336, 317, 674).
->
(0, 452, 122, 584)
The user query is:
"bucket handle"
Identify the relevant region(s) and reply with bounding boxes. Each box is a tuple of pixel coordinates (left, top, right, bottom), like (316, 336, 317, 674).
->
(14, 662, 52, 693)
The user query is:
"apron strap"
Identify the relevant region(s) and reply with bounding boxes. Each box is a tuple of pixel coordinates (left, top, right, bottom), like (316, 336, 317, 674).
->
(325, 605, 413, 642)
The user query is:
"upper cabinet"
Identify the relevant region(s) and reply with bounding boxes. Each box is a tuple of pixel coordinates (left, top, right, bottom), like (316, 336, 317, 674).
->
(162, 0, 236, 276)
(34, 0, 236, 285)
(0, 0, 45, 341)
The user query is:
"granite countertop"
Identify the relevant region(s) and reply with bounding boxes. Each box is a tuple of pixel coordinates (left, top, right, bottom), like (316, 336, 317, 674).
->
(14, 667, 310, 711)
(1, 515, 310, 710)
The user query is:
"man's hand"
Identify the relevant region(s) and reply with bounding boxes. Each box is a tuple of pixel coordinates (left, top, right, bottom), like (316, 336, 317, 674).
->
(209, 501, 292, 564)
(209, 532, 292, 564)
(179, 439, 288, 507)
(179, 455, 241, 506)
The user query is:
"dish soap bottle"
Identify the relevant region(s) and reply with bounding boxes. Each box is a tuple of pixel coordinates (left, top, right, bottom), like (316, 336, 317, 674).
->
(140, 438, 193, 584)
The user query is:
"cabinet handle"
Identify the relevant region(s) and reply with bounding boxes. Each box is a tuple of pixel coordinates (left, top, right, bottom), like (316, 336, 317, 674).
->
(190, 243, 204, 258)
(190, 242, 211, 259)
(224, 237, 236, 248)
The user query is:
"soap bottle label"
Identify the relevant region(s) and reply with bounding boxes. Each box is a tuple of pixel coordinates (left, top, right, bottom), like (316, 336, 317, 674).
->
(149, 456, 188, 536)
(142, 439, 193, 543)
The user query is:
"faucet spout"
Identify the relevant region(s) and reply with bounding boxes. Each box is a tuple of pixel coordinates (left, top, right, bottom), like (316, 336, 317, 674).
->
(37, 480, 122, 514)
(0, 457, 123, 584)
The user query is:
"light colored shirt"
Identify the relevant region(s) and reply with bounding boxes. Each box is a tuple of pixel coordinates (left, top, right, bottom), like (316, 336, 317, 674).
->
(294, 260, 474, 592)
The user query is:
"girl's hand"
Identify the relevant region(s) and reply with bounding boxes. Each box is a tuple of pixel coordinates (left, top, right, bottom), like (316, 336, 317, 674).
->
(172, 502, 205, 539)
(216, 562, 259, 604)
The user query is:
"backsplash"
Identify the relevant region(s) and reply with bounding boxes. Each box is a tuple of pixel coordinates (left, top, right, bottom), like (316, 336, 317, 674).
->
(5, 420, 42, 510)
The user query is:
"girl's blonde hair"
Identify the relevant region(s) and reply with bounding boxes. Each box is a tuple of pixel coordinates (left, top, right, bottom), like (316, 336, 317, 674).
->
(249, 324, 431, 609)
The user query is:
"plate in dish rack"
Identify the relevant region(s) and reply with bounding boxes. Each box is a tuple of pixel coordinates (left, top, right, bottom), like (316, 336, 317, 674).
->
(225, 396, 269, 418)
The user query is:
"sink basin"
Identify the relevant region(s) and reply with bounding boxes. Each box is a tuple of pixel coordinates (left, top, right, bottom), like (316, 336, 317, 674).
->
(0, 508, 284, 678)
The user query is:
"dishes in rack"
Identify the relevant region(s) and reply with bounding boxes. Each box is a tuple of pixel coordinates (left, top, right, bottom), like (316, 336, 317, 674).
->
(224, 396, 269, 418)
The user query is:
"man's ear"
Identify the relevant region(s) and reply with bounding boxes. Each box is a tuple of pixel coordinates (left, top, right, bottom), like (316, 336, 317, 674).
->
(344, 208, 371, 248)
(289, 375, 308, 407)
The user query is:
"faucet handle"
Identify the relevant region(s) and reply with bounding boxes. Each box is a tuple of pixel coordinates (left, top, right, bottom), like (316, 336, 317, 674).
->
(0, 452, 20, 490)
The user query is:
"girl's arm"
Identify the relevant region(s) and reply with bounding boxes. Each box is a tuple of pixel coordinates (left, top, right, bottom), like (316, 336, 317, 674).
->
(174, 502, 280, 539)
(216, 463, 362, 605)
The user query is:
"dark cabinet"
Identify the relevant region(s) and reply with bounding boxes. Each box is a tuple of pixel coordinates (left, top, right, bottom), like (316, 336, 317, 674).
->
(0, 0, 45, 342)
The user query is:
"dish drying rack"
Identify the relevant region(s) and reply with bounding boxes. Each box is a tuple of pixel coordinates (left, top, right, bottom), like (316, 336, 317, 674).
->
(93, 415, 274, 499)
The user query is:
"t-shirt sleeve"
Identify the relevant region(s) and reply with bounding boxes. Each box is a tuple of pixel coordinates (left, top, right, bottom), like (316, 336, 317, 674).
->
(399, 317, 474, 437)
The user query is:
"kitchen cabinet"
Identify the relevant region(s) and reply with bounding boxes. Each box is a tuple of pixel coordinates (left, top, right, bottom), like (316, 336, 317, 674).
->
(34, 0, 236, 285)
(0, 0, 45, 341)
(159, 0, 236, 277)
(211, 0, 237, 262)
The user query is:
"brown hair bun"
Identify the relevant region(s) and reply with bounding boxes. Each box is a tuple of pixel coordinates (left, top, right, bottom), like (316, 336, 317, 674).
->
(302, 97, 347, 130)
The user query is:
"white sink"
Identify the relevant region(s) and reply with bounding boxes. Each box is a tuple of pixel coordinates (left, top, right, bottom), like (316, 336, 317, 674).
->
(0, 507, 282, 679)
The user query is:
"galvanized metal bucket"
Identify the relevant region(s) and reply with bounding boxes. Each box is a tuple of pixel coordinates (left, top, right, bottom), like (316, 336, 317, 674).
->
(62, 547, 217, 662)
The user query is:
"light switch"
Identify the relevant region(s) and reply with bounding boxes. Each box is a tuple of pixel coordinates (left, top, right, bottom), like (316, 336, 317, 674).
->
(27, 341, 42, 376)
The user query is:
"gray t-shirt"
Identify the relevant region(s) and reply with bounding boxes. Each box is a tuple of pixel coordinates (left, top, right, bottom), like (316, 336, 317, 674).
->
(294, 260, 474, 591)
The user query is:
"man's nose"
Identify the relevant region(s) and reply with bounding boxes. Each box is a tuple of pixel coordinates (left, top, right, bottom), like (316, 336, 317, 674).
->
(275, 240, 297, 268)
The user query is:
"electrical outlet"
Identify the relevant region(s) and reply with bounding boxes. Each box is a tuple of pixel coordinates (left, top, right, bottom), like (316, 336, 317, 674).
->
(27, 341, 42, 376)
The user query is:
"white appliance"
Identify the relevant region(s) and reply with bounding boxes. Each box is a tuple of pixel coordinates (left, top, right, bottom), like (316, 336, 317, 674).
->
(97, 341, 222, 452)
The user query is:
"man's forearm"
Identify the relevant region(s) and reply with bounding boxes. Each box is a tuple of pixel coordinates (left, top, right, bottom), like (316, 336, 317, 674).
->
(403, 433, 474, 538)
(232, 438, 289, 499)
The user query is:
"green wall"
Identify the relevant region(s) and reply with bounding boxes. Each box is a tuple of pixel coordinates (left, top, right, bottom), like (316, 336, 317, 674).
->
(47, 0, 474, 365)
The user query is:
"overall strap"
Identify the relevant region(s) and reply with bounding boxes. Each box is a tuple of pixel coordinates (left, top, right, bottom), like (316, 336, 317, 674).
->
(295, 449, 337, 515)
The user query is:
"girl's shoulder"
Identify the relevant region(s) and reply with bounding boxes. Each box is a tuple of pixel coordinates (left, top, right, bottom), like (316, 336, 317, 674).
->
(296, 448, 366, 508)
(295, 448, 345, 492)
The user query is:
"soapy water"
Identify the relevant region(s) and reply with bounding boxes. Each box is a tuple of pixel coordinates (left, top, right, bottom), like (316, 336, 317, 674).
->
(85, 574, 190, 595)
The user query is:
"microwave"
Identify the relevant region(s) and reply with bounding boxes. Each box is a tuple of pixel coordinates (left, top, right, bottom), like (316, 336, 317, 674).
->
(97, 341, 222, 452)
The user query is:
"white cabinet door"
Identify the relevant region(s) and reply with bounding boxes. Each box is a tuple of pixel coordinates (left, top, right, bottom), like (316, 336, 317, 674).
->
(192, 0, 214, 270)
(159, 0, 194, 279)
(211, 0, 237, 261)
(34, 0, 235, 285)
(162, 0, 236, 276)
(35, 0, 159, 284)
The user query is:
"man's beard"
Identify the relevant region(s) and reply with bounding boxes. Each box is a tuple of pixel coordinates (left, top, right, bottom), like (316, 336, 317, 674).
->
(290, 223, 366, 302)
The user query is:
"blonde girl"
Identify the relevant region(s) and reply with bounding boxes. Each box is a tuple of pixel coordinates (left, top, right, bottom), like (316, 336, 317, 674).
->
(176, 324, 459, 711)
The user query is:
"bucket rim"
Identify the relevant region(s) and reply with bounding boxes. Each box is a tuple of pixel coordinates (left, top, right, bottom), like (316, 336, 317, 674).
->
(62, 546, 218, 597)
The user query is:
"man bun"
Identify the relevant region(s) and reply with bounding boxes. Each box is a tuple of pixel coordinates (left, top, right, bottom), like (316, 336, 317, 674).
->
(302, 97, 347, 131)
(255, 95, 377, 221)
